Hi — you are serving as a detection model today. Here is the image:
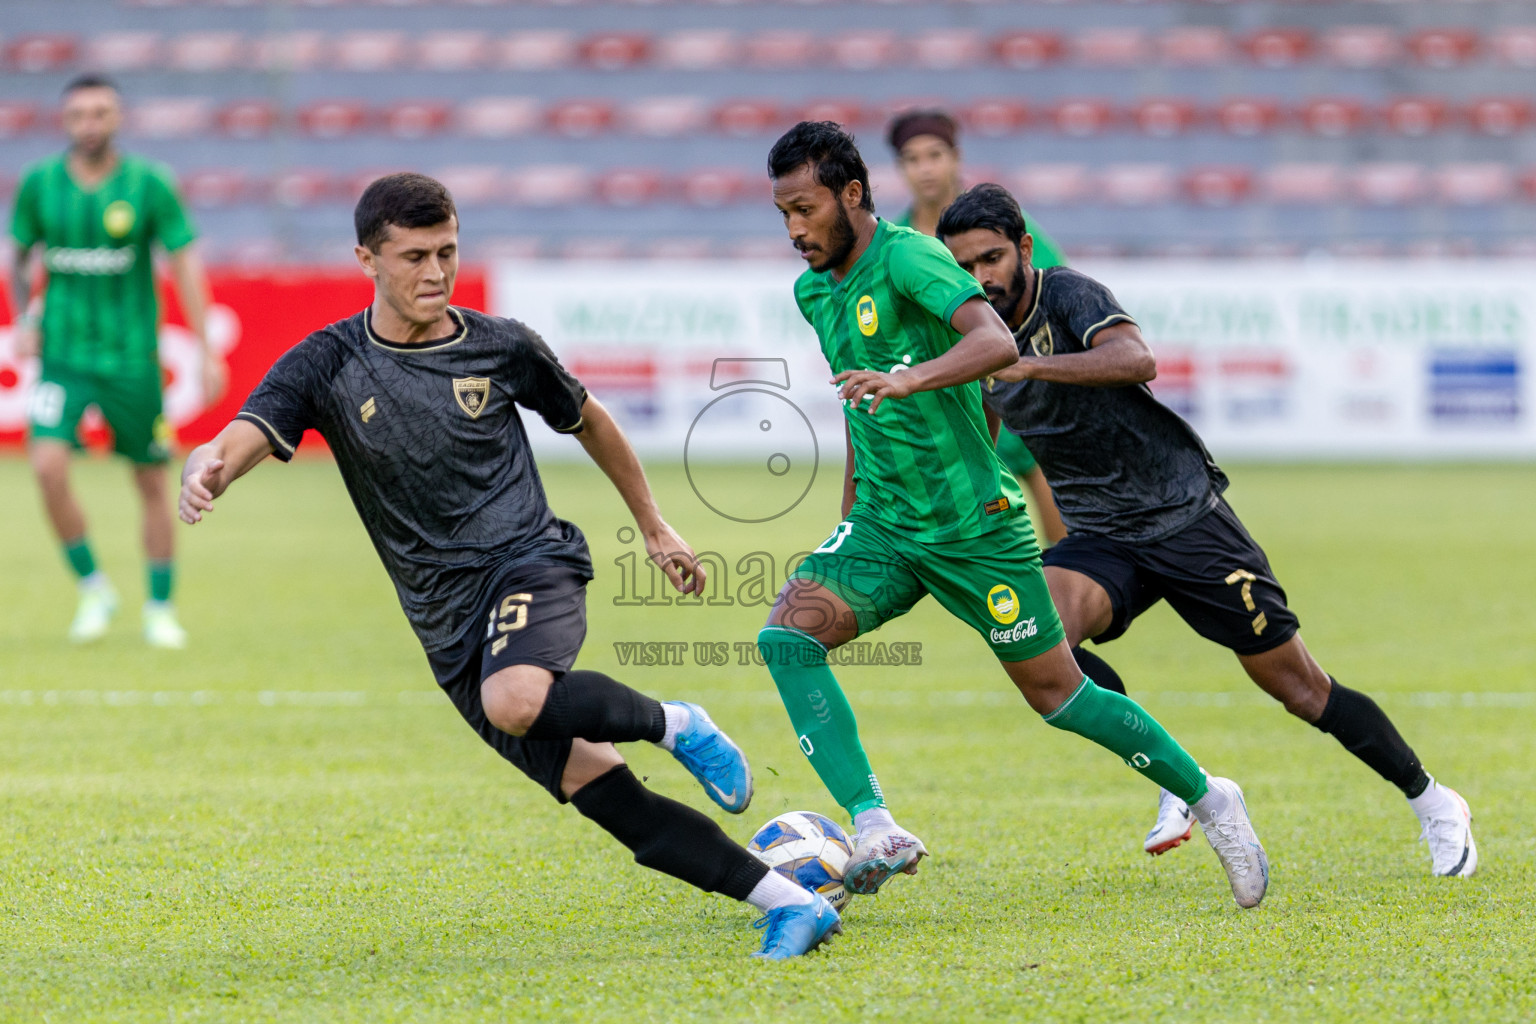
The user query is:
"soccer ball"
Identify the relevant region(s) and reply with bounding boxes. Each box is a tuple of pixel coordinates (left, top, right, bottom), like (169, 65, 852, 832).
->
(747, 811, 855, 913)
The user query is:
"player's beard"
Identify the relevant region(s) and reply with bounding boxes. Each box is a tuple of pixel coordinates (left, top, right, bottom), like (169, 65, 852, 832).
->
(806, 202, 858, 274)
(985, 246, 1031, 326)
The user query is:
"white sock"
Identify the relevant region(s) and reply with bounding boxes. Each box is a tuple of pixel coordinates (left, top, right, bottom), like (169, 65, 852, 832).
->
(1408, 776, 1449, 819)
(746, 870, 814, 913)
(1189, 778, 1231, 825)
(853, 806, 897, 836)
(79, 571, 107, 590)
(656, 703, 690, 752)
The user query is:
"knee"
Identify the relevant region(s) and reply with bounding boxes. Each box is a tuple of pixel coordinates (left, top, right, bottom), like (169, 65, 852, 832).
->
(1274, 665, 1331, 722)
(481, 668, 554, 737)
(757, 625, 825, 674)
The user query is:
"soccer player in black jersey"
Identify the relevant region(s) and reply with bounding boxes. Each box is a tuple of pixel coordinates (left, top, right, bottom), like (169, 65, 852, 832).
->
(177, 173, 842, 958)
(938, 183, 1477, 878)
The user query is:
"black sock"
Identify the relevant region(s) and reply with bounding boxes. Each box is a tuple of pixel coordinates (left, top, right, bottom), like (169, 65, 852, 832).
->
(570, 765, 768, 899)
(525, 670, 666, 744)
(1312, 677, 1430, 797)
(1072, 646, 1127, 695)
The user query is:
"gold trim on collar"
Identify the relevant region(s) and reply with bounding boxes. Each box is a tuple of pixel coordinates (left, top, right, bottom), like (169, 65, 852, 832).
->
(366, 306, 469, 353)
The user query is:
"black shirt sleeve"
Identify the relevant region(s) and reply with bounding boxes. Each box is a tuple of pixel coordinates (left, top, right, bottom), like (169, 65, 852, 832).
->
(1057, 271, 1137, 348)
(508, 321, 588, 434)
(237, 332, 343, 461)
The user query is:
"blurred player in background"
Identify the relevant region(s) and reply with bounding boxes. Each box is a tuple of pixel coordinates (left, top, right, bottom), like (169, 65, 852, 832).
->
(940, 183, 1477, 878)
(9, 74, 225, 648)
(760, 122, 1269, 910)
(886, 109, 1065, 546)
(178, 174, 840, 960)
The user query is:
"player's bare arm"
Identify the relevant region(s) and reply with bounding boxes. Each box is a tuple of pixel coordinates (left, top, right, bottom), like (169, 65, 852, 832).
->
(574, 395, 704, 596)
(992, 321, 1156, 386)
(167, 243, 227, 403)
(177, 419, 274, 524)
(10, 245, 39, 359)
(834, 296, 1015, 413)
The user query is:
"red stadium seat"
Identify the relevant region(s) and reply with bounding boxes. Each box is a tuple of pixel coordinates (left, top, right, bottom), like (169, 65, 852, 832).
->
(1264, 163, 1342, 204)
(496, 31, 577, 71)
(1134, 99, 1199, 137)
(508, 166, 591, 207)
(1384, 98, 1448, 137)
(217, 100, 279, 139)
(645, 238, 714, 260)
(6, 35, 79, 73)
(1465, 97, 1531, 137)
(252, 31, 326, 72)
(84, 32, 161, 72)
(1492, 27, 1536, 68)
(1242, 29, 1312, 69)
(561, 238, 630, 260)
(995, 32, 1064, 70)
(713, 100, 781, 137)
(1408, 30, 1478, 69)
(547, 100, 614, 138)
(298, 101, 372, 139)
(167, 32, 245, 72)
(181, 169, 252, 208)
(0, 103, 39, 139)
(1217, 98, 1282, 136)
(624, 97, 708, 138)
(418, 31, 490, 71)
(830, 32, 901, 70)
(596, 169, 666, 207)
(385, 102, 451, 139)
(680, 168, 748, 207)
(729, 237, 793, 261)
(745, 32, 819, 68)
(131, 98, 212, 139)
(1098, 164, 1176, 206)
(458, 97, 541, 139)
(1052, 99, 1116, 137)
(1184, 166, 1253, 207)
(581, 33, 649, 71)
(1301, 98, 1368, 137)
(1352, 163, 1427, 206)
(1159, 27, 1232, 68)
(271, 170, 336, 208)
(1009, 164, 1089, 206)
(1521, 169, 1536, 202)
(1434, 163, 1514, 205)
(1075, 28, 1148, 67)
(963, 99, 1030, 138)
(911, 30, 984, 72)
(796, 99, 864, 129)
(334, 31, 408, 72)
(655, 30, 739, 70)
(433, 166, 505, 205)
(1322, 26, 1400, 69)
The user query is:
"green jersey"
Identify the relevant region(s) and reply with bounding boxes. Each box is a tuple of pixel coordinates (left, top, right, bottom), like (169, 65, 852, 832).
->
(894, 204, 1067, 268)
(10, 153, 196, 376)
(795, 219, 1025, 543)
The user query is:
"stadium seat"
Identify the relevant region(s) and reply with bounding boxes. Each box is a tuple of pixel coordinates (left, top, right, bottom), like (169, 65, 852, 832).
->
(1009, 164, 1089, 206)
(1434, 163, 1514, 205)
(655, 30, 738, 70)
(1158, 27, 1232, 68)
(1217, 98, 1282, 136)
(432, 165, 504, 205)
(745, 31, 819, 68)
(1408, 30, 1478, 69)
(181, 169, 252, 208)
(1491, 26, 1536, 68)
(713, 99, 781, 137)
(131, 98, 212, 139)
(1099, 164, 1176, 206)
(729, 237, 793, 260)
(1075, 28, 1148, 67)
(581, 33, 649, 71)
(911, 30, 984, 71)
(217, 100, 279, 139)
(1384, 98, 1448, 137)
(796, 99, 864, 129)
(385, 102, 451, 139)
(1243, 29, 1312, 69)
(84, 32, 161, 72)
(1301, 98, 1368, 137)
(624, 96, 708, 138)
(1352, 163, 1427, 205)
(5, 34, 78, 73)
(547, 100, 614, 138)
(1184, 166, 1253, 206)
(645, 238, 713, 260)
(271, 170, 336, 207)
(680, 168, 747, 207)
(457, 96, 541, 138)
(497, 31, 577, 71)
(596, 169, 666, 207)
(1322, 26, 1400, 69)
(830, 31, 901, 71)
(251, 31, 326, 72)
(479, 236, 543, 262)
(560, 238, 630, 260)
(507, 165, 590, 206)
(1134, 99, 1199, 137)
(1465, 97, 1531, 137)
(418, 31, 490, 71)
(0, 103, 39, 140)
(1052, 99, 1116, 137)
(334, 31, 408, 72)
(963, 99, 1030, 138)
(167, 32, 245, 72)
(1521, 169, 1536, 201)
(298, 101, 372, 139)
(1264, 163, 1343, 203)
(994, 32, 1064, 70)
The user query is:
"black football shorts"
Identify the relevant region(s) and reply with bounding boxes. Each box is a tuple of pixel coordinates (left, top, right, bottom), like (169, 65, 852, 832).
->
(426, 561, 589, 801)
(1041, 498, 1299, 656)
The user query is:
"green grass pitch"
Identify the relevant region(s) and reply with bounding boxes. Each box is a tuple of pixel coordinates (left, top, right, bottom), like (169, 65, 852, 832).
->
(0, 454, 1532, 1022)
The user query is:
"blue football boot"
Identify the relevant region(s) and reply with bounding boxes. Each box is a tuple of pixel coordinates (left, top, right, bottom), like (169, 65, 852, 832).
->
(751, 893, 842, 960)
(665, 701, 753, 813)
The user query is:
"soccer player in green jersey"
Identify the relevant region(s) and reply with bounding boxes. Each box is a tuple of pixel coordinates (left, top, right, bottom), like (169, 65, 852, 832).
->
(885, 109, 1066, 546)
(759, 121, 1269, 909)
(9, 75, 225, 648)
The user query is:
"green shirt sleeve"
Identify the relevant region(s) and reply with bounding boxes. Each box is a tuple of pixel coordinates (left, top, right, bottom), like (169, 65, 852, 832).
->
(888, 231, 985, 327)
(145, 164, 196, 252)
(9, 168, 42, 249)
(1020, 207, 1068, 269)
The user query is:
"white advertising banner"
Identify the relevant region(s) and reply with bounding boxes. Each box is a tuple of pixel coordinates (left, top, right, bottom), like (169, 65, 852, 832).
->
(494, 260, 1536, 464)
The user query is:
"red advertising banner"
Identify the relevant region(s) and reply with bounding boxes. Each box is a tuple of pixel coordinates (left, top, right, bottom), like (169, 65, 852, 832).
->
(0, 267, 487, 449)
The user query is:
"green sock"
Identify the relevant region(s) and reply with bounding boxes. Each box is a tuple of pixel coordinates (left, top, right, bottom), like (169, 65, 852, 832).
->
(62, 538, 97, 580)
(758, 626, 885, 817)
(147, 560, 174, 603)
(1043, 677, 1209, 804)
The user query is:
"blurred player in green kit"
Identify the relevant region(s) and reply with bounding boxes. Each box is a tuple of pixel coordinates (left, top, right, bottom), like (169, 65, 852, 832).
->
(9, 75, 225, 647)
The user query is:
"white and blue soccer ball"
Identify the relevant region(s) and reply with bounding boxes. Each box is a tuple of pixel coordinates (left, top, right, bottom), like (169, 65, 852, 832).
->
(747, 811, 855, 913)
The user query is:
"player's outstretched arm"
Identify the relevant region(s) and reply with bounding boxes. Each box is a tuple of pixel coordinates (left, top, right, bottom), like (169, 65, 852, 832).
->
(574, 396, 704, 596)
(834, 296, 1015, 413)
(993, 322, 1156, 387)
(178, 419, 274, 525)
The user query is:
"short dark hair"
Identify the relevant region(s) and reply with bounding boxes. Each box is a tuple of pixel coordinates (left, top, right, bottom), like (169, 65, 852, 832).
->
(767, 120, 875, 212)
(887, 108, 958, 153)
(63, 73, 120, 97)
(354, 172, 458, 252)
(936, 183, 1027, 245)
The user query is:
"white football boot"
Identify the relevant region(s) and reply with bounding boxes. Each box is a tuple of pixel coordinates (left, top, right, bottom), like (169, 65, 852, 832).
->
(68, 579, 118, 644)
(142, 602, 188, 650)
(1194, 776, 1269, 909)
(1144, 787, 1196, 855)
(1417, 784, 1478, 878)
(845, 825, 929, 896)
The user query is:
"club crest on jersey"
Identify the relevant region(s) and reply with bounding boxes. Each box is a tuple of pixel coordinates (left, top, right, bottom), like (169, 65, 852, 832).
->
(1029, 323, 1054, 357)
(453, 377, 491, 419)
(103, 200, 136, 239)
(986, 584, 1020, 624)
(856, 295, 879, 336)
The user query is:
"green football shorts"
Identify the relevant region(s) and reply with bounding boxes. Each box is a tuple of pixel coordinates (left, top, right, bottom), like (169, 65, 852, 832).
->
(996, 429, 1038, 476)
(789, 509, 1066, 662)
(28, 365, 172, 464)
